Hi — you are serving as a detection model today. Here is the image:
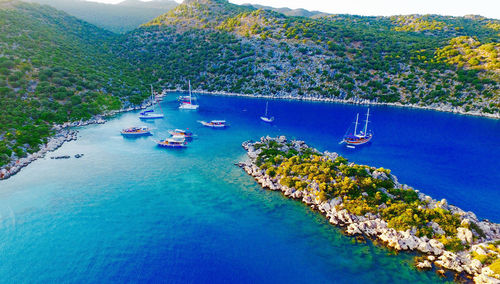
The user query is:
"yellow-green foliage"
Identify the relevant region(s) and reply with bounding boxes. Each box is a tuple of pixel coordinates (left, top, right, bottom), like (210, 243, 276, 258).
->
(439, 236, 465, 252)
(380, 201, 460, 237)
(392, 15, 448, 32)
(473, 253, 490, 264)
(217, 10, 274, 37)
(435, 36, 500, 72)
(485, 21, 500, 31)
(470, 243, 500, 267)
(343, 197, 378, 215)
(490, 259, 500, 276)
(256, 139, 462, 239)
(488, 243, 500, 253)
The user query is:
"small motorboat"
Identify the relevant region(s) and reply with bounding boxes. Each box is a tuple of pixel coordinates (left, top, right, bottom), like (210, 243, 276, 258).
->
(260, 101, 274, 123)
(168, 129, 193, 138)
(199, 120, 228, 128)
(120, 126, 152, 136)
(156, 136, 187, 148)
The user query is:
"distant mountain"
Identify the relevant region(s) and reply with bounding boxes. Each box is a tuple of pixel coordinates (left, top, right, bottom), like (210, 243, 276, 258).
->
(121, 0, 499, 115)
(26, 0, 178, 33)
(243, 3, 329, 18)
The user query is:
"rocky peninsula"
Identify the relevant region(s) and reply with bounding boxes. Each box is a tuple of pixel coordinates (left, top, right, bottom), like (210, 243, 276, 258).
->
(238, 136, 500, 283)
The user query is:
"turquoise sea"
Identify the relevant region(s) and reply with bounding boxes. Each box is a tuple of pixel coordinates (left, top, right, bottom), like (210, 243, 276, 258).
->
(1, 94, 499, 283)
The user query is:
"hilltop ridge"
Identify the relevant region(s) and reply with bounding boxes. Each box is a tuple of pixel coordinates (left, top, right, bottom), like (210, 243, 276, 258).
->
(26, 0, 178, 33)
(242, 3, 329, 18)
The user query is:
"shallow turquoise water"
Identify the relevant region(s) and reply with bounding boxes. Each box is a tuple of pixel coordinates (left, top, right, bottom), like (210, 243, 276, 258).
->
(1, 94, 498, 283)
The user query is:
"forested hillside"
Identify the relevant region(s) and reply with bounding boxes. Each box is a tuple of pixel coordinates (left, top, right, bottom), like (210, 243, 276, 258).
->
(119, 0, 499, 115)
(1, 0, 499, 170)
(0, 0, 148, 167)
(27, 0, 178, 33)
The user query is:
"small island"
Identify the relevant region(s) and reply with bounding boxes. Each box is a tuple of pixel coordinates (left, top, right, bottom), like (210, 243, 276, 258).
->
(238, 136, 500, 283)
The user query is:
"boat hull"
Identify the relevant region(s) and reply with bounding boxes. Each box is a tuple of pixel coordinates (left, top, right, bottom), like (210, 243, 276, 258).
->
(179, 104, 199, 110)
(260, 116, 274, 123)
(157, 143, 186, 148)
(139, 114, 164, 119)
(120, 132, 151, 136)
(343, 134, 373, 146)
(201, 123, 226, 128)
(200, 121, 228, 128)
(168, 131, 193, 138)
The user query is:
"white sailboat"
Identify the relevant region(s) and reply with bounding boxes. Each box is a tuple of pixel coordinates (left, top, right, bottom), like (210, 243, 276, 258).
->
(139, 85, 164, 119)
(179, 80, 199, 110)
(260, 101, 274, 123)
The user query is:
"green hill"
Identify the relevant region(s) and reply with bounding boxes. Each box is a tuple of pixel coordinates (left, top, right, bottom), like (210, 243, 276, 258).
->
(0, 0, 148, 167)
(119, 0, 499, 114)
(26, 0, 178, 33)
(1, 0, 499, 170)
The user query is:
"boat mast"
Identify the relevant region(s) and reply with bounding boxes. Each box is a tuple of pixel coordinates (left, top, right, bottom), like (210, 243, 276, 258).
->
(150, 84, 155, 111)
(364, 108, 370, 135)
(265, 101, 268, 116)
(354, 113, 359, 135)
(188, 80, 192, 104)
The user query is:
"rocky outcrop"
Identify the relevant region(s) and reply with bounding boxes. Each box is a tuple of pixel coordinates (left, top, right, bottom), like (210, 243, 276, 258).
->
(239, 136, 500, 283)
(0, 103, 152, 180)
(0, 129, 78, 180)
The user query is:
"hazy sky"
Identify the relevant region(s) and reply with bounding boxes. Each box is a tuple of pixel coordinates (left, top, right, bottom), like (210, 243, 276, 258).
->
(88, 0, 500, 19)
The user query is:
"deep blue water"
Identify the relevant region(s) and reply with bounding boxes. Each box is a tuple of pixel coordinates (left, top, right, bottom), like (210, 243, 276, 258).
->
(0, 94, 498, 283)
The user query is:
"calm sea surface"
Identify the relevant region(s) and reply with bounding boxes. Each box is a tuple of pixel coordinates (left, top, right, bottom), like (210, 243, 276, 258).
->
(0, 94, 498, 283)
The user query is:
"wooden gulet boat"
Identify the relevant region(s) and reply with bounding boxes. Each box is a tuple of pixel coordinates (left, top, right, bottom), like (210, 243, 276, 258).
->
(156, 136, 187, 148)
(341, 108, 372, 147)
(199, 120, 228, 128)
(120, 126, 152, 136)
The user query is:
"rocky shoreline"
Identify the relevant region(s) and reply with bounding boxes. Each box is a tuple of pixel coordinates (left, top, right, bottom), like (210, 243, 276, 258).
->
(164, 88, 500, 119)
(0, 104, 151, 181)
(238, 136, 500, 283)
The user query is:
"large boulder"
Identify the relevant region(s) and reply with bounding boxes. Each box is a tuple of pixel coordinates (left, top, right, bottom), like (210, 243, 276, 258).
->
(429, 239, 444, 255)
(428, 221, 445, 236)
(417, 241, 432, 254)
(436, 251, 462, 272)
(416, 260, 432, 270)
(436, 198, 449, 210)
(323, 151, 338, 161)
(457, 227, 473, 244)
(329, 197, 342, 209)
